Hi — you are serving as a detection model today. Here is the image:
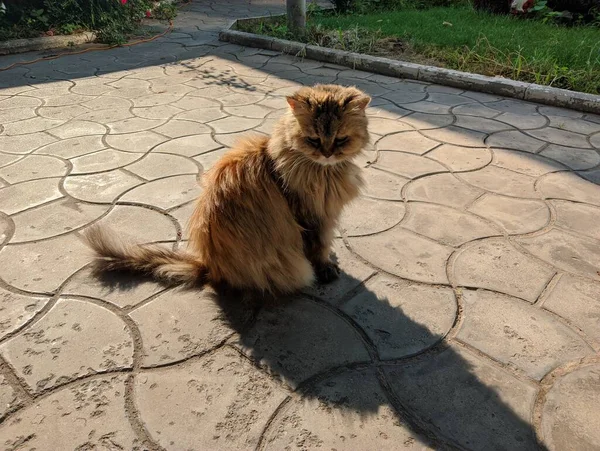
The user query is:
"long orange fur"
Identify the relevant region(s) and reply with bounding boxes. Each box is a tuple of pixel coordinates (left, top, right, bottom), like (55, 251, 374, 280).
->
(84, 84, 371, 298)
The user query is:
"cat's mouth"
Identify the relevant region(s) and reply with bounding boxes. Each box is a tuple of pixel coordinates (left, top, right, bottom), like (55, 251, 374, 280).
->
(313, 154, 342, 166)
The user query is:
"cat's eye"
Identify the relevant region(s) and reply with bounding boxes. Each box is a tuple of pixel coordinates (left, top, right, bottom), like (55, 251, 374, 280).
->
(335, 136, 349, 146)
(306, 137, 321, 147)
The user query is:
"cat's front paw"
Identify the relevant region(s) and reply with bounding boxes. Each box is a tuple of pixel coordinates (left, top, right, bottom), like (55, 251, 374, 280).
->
(315, 261, 340, 284)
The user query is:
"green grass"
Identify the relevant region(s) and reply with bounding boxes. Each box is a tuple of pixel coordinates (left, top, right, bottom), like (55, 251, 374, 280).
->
(241, 7, 600, 94)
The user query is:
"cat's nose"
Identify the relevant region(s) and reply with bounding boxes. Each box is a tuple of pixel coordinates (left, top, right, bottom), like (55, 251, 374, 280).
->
(321, 147, 334, 158)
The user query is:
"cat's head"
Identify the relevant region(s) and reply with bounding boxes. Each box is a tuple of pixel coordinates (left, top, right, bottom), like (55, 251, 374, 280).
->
(286, 84, 370, 166)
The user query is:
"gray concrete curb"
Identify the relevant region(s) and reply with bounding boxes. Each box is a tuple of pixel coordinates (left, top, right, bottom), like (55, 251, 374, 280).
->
(219, 18, 600, 115)
(0, 33, 96, 56)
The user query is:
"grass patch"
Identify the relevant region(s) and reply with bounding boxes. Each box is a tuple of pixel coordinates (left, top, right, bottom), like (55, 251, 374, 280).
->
(239, 7, 600, 94)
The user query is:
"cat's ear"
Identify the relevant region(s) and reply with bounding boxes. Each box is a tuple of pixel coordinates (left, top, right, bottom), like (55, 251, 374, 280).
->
(286, 96, 311, 115)
(286, 96, 305, 112)
(345, 94, 371, 112)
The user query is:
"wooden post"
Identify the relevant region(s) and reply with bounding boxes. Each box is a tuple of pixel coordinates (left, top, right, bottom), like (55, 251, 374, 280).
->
(287, 0, 306, 34)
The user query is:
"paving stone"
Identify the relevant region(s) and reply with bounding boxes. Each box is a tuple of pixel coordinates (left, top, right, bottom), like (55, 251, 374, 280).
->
(538, 171, 600, 206)
(0, 214, 9, 246)
(0, 375, 139, 449)
(11, 198, 106, 243)
(0, 96, 42, 109)
(539, 105, 584, 118)
(469, 193, 550, 234)
(0, 154, 68, 183)
(153, 119, 211, 138)
(577, 167, 600, 184)
(107, 117, 165, 134)
(132, 104, 183, 120)
(135, 348, 288, 449)
(234, 298, 370, 388)
(0, 107, 37, 124)
(400, 101, 452, 115)
(486, 130, 546, 152)
(486, 99, 538, 115)
(208, 116, 262, 134)
(338, 197, 405, 237)
(517, 228, 600, 281)
(49, 120, 107, 139)
(126, 152, 199, 181)
(263, 368, 429, 450)
(453, 238, 555, 301)
(175, 106, 227, 122)
(76, 108, 134, 123)
(368, 117, 414, 136)
(349, 227, 453, 284)
(222, 104, 275, 121)
(427, 144, 492, 171)
(454, 115, 512, 133)
(92, 205, 177, 243)
(130, 288, 233, 366)
(375, 151, 446, 179)
(545, 115, 600, 135)
(543, 274, 600, 344)
(404, 202, 498, 246)
(539, 144, 600, 170)
(527, 127, 591, 148)
(405, 173, 484, 208)
(82, 95, 133, 111)
(343, 275, 455, 359)
(63, 266, 164, 309)
(0, 133, 57, 155)
(458, 289, 593, 380)
(0, 286, 48, 340)
(0, 232, 91, 293)
(459, 165, 539, 198)
(492, 148, 564, 176)
(64, 169, 143, 203)
(304, 239, 376, 305)
(70, 149, 140, 174)
(591, 132, 600, 149)
(494, 112, 548, 129)
(453, 103, 499, 118)
(362, 167, 408, 200)
(153, 134, 222, 157)
(120, 174, 201, 210)
(0, 298, 133, 393)
(541, 364, 600, 451)
(1, 116, 64, 135)
(35, 135, 106, 158)
(0, 152, 20, 168)
(0, 374, 23, 419)
(552, 200, 600, 241)
(384, 345, 539, 450)
(105, 130, 168, 152)
(170, 95, 221, 111)
(375, 131, 440, 154)
(0, 177, 62, 215)
(422, 126, 487, 147)
(396, 111, 454, 130)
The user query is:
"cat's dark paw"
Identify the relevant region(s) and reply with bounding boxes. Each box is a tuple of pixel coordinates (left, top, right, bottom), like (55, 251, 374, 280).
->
(315, 261, 340, 284)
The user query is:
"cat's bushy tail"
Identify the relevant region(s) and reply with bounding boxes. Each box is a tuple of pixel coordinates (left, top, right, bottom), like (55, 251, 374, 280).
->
(83, 225, 207, 286)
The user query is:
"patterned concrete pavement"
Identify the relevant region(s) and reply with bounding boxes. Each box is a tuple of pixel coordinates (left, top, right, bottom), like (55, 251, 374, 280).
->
(1, 1, 600, 450)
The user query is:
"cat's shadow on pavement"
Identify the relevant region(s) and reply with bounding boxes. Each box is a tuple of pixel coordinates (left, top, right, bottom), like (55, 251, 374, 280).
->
(93, 246, 547, 450)
(201, 253, 548, 451)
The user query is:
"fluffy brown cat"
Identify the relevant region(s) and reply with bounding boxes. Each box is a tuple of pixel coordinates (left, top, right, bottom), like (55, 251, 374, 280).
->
(84, 84, 371, 298)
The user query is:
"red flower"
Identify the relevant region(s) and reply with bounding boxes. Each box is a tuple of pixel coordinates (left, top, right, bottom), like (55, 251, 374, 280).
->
(120, 0, 127, 4)
(145, 10, 152, 17)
